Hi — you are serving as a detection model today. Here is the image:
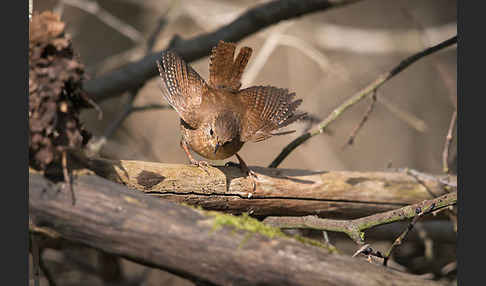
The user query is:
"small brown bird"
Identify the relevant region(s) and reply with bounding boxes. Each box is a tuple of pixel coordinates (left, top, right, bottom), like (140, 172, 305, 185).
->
(156, 40, 305, 175)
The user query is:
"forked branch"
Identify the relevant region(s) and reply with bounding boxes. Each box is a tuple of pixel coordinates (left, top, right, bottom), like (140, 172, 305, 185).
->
(263, 191, 456, 243)
(269, 35, 457, 168)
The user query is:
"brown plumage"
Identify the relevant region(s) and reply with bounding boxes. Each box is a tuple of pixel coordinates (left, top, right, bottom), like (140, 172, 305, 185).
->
(156, 40, 306, 174)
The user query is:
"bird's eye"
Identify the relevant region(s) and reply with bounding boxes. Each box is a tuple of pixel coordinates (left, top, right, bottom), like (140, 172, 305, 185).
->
(209, 129, 214, 136)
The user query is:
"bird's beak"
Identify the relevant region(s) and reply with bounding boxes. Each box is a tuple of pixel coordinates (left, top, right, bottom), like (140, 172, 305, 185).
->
(214, 142, 220, 154)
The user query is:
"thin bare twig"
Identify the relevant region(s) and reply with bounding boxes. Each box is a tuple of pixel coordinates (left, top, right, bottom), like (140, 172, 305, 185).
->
(442, 109, 457, 174)
(278, 34, 333, 71)
(382, 203, 436, 266)
(400, 168, 457, 189)
(61, 0, 143, 43)
(269, 35, 457, 168)
(241, 21, 295, 86)
(377, 96, 428, 133)
(29, 0, 33, 20)
(87, 90, 138, 154)
(106, 93, 137, 139)
(441, 261, 457, 276)
(131, 104, 171, 113)
(414, 222, 434, 261)
(446, 208, 458, 232)
(263, 191, 456, 244)
(352, 244, 385, 264)
(301, 113, 323, 132)
(81, 93, 103, 120)
(402, 7, 457, 109)
(88, 14, 170, 154)
(316, 22, 456, 54)
(92, 46, 145, 76)
(435, 62, 457, 108)
(398, 168, 444, 198)
(62, 150, 76, 205)
(146, 18, 168, 53)
(145, 0, 177, 53)
(344, 91, 377, 147)
(31, 235, 40, 286)
(29, 220, 62, 240)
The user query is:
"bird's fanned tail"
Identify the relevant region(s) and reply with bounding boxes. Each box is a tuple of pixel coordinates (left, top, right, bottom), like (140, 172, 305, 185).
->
(209, 40, 252, 92)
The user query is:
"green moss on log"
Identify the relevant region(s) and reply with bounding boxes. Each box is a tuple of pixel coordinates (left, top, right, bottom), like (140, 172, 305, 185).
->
(206, 211, 337, 253)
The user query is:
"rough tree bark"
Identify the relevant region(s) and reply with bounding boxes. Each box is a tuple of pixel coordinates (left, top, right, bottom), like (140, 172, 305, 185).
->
(75, 156, 454, 219)
(29, 173, 443, 286)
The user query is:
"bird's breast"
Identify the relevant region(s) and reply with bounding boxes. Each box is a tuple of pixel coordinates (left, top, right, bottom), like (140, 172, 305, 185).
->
(181, 124, 244, 160)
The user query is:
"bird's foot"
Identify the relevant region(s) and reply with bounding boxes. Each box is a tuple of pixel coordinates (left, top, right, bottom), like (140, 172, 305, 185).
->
(241, 165, 259, 180)
(233, 154, 259, 180)
(231, 154, 258, 192)
(243, 167, 258, 192)
(225, 161, 258, 179)
(190, 159, 211, 175)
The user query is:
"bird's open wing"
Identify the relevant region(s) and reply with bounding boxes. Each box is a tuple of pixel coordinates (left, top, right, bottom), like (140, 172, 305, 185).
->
(238, 86, 306, 142)
(156, 51, 209, 128)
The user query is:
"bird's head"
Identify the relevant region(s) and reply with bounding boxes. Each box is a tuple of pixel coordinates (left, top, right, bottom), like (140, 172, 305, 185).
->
(204, 111, 240, 154)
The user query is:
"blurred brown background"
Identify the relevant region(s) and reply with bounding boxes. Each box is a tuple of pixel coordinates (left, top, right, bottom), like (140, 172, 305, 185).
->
(37, 0, 457, 174)
(32, 0, 457, 285)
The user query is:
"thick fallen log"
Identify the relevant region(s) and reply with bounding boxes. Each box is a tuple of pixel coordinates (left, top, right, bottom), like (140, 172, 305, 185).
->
(29, 173, 443, 286)
(77, 156, 454, 219)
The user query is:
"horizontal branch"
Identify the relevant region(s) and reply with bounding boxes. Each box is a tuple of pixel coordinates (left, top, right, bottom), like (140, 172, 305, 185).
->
(29, 173, 444, 286)
(83, 0, 361, 101)
(72, 155, 453, 219)
(263, 191, 456, 243)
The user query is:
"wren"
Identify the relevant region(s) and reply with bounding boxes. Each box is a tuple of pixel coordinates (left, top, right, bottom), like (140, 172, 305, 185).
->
(156, 40, 306, 175)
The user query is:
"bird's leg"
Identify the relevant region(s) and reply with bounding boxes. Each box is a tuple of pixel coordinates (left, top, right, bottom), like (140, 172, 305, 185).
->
(180, 139, 210, 173)
(235, 153, 258, 179)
